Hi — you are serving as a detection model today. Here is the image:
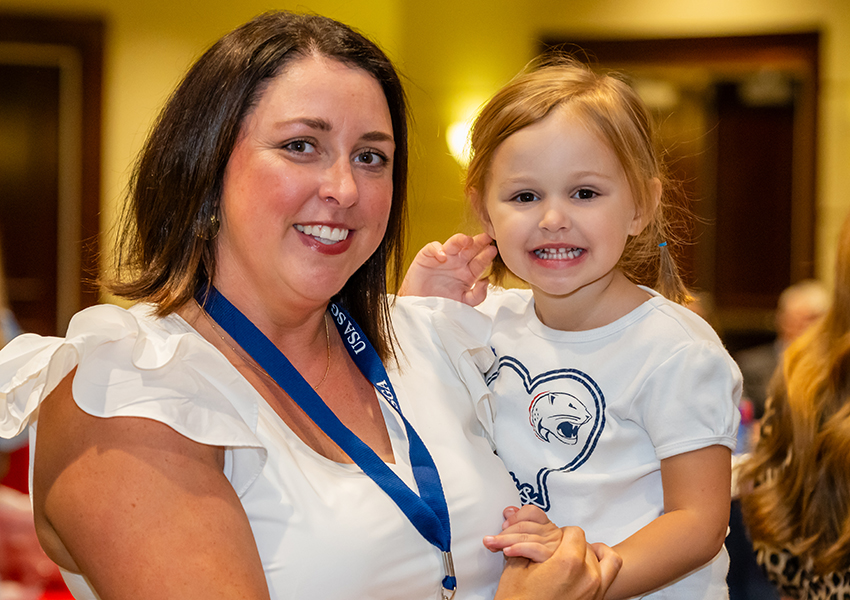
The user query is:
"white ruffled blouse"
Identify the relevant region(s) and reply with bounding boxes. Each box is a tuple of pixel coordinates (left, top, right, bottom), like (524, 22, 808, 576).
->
(0, 299, 520, 600)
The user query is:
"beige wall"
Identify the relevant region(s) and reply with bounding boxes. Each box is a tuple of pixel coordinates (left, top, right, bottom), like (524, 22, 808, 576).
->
(1, 0, 848, 294)
(400, 0, 850, 289)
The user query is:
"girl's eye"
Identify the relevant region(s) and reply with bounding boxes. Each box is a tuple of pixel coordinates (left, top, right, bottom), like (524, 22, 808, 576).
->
(512, 192, 539, 204)
(574, 188, 597, 200)
(283, 140, 315, 153)
(354, 150, 388, 166)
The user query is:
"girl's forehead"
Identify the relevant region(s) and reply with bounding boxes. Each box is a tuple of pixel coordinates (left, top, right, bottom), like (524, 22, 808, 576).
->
(493, 109, 620, 170)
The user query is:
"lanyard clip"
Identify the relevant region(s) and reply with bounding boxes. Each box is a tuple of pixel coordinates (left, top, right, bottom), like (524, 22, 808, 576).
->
(440, 551, 456, 600)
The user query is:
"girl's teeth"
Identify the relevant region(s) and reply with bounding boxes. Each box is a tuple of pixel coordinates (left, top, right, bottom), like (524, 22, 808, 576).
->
(534, 247, 583, 259)
(295, 224, 350, 244)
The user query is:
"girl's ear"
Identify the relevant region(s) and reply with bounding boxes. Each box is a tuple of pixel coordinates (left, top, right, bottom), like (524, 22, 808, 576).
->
(629, 177, 662, 236)
(469, 188, 496, 238)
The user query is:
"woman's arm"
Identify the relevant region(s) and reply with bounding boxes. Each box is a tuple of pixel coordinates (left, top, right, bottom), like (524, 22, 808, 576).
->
(31, 369, 270, 600)
(604, 445, 731, 600)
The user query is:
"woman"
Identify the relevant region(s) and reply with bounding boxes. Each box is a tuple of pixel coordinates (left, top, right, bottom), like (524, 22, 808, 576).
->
(738, 211, 850, 599)
(0, 11, 618, 600)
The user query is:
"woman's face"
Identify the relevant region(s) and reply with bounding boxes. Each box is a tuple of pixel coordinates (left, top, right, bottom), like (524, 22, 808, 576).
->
(215, 54, 395, 313)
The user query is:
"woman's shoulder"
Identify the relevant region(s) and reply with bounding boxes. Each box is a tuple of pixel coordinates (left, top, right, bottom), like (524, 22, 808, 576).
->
(390, 294, 497, 374)
(0, 303, 265, 489)
(0, 302, 197, 403)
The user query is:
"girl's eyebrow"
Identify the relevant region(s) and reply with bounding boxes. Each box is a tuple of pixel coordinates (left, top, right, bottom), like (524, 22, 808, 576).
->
(574, 170, 614, 180)
(497, 169, 613, 185)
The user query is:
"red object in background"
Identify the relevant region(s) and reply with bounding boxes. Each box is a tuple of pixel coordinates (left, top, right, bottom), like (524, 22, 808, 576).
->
(2, 445, 73, 599)
(739, 398, 755, 425)
(2, 444, 29, 494)
(39, 590, 75, 600)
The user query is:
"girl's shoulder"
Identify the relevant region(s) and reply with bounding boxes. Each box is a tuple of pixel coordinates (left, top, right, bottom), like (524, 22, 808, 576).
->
(640, 287, 725, 346)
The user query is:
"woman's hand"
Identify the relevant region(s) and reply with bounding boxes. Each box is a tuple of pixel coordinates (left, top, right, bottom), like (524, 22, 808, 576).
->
(495, 525, 622, 600)
(398, 233, 496, 306)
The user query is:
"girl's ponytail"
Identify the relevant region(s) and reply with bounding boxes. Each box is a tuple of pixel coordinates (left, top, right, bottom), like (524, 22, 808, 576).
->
(655, 241, 692, 304)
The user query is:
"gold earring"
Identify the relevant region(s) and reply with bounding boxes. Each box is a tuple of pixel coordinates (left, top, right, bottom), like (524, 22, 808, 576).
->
(209, 214, 220, 239)
(196, 213, 220, 240)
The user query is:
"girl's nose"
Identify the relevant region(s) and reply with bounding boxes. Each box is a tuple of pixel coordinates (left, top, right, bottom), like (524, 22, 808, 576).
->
(539, 203, 571, 232)
(319, 158, 359, 207)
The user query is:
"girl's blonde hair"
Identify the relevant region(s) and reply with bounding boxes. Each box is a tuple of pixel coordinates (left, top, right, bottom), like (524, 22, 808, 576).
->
(466, 55, 690, 303)
(739, 212, 850, 575)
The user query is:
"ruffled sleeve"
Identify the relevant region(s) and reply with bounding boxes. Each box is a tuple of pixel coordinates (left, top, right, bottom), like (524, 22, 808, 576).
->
(391, 296, 498, 443)
(0, 303, 267, 496)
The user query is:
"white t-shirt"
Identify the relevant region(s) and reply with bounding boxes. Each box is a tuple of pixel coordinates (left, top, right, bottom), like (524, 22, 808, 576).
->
(410, 288, 742, 600)
(0, 300, 519, 600)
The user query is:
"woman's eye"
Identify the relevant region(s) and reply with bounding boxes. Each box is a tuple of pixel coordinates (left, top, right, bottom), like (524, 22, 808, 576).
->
(513, 192, 538, 203)
(354, 150, 387, 166)
(283, 140, 315, 153)
(574, 188, 597, 200)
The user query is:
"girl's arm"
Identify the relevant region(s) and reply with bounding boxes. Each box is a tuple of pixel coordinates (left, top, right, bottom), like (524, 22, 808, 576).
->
(398, 233, 496, 305)
(604, 445, 731, 600)
(31, 369, 271, 600)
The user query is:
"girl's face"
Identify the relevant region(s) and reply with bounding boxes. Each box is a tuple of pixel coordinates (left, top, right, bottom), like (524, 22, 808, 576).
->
(215, 54, 395, 313)
(480, 106, 645, 300)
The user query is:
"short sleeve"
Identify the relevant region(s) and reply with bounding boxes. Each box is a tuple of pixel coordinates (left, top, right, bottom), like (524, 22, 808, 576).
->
(632, 339, 742, 460)
(0, 303, 267, 496)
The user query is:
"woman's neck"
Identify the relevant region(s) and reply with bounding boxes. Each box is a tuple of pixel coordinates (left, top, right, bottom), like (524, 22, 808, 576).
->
(209, 276, 330, 348)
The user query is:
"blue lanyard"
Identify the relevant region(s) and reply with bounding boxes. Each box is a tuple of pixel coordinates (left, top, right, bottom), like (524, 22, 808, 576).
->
(198, 286, 456, 596)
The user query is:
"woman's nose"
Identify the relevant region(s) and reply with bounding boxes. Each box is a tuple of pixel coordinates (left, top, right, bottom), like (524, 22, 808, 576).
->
(320, 158, 359, 207)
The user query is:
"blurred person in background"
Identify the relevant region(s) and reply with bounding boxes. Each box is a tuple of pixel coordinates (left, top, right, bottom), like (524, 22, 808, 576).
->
(735, 279, 829, 435)
(738, 212, 850, 600)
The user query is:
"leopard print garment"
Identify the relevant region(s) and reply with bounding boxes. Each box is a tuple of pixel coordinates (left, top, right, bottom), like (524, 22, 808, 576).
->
(754, 542, 850, 599)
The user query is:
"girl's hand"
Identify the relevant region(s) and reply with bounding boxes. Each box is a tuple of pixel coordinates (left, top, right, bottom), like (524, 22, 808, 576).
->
(398, 233, 496, 306)
(483, 505, 562, 562)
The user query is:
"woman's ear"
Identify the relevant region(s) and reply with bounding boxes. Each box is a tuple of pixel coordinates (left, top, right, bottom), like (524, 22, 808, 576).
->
(630, 177, 662, 236)
(469, 188, 495, 238)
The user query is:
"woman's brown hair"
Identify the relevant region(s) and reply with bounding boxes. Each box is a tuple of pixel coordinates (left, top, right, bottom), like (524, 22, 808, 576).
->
(739, 212, 850, 574)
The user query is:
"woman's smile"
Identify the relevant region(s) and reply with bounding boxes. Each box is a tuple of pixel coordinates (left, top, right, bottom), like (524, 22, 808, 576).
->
(294, 223, 354, 255)
(294, 223, 350, 244)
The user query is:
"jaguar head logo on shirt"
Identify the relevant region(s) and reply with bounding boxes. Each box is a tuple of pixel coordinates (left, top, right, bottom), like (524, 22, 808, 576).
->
(486, 356, 606, 510)
(529, 390, 591, 445)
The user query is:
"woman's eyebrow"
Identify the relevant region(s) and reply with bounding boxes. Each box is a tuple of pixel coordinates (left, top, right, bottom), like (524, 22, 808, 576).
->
(362, 131, 394, 144)
(275, 117, 332, 131)
(274, 118, 392, 144)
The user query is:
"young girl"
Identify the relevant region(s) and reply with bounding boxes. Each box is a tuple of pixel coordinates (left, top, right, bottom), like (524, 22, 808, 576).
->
(401, 57, 741, 599)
